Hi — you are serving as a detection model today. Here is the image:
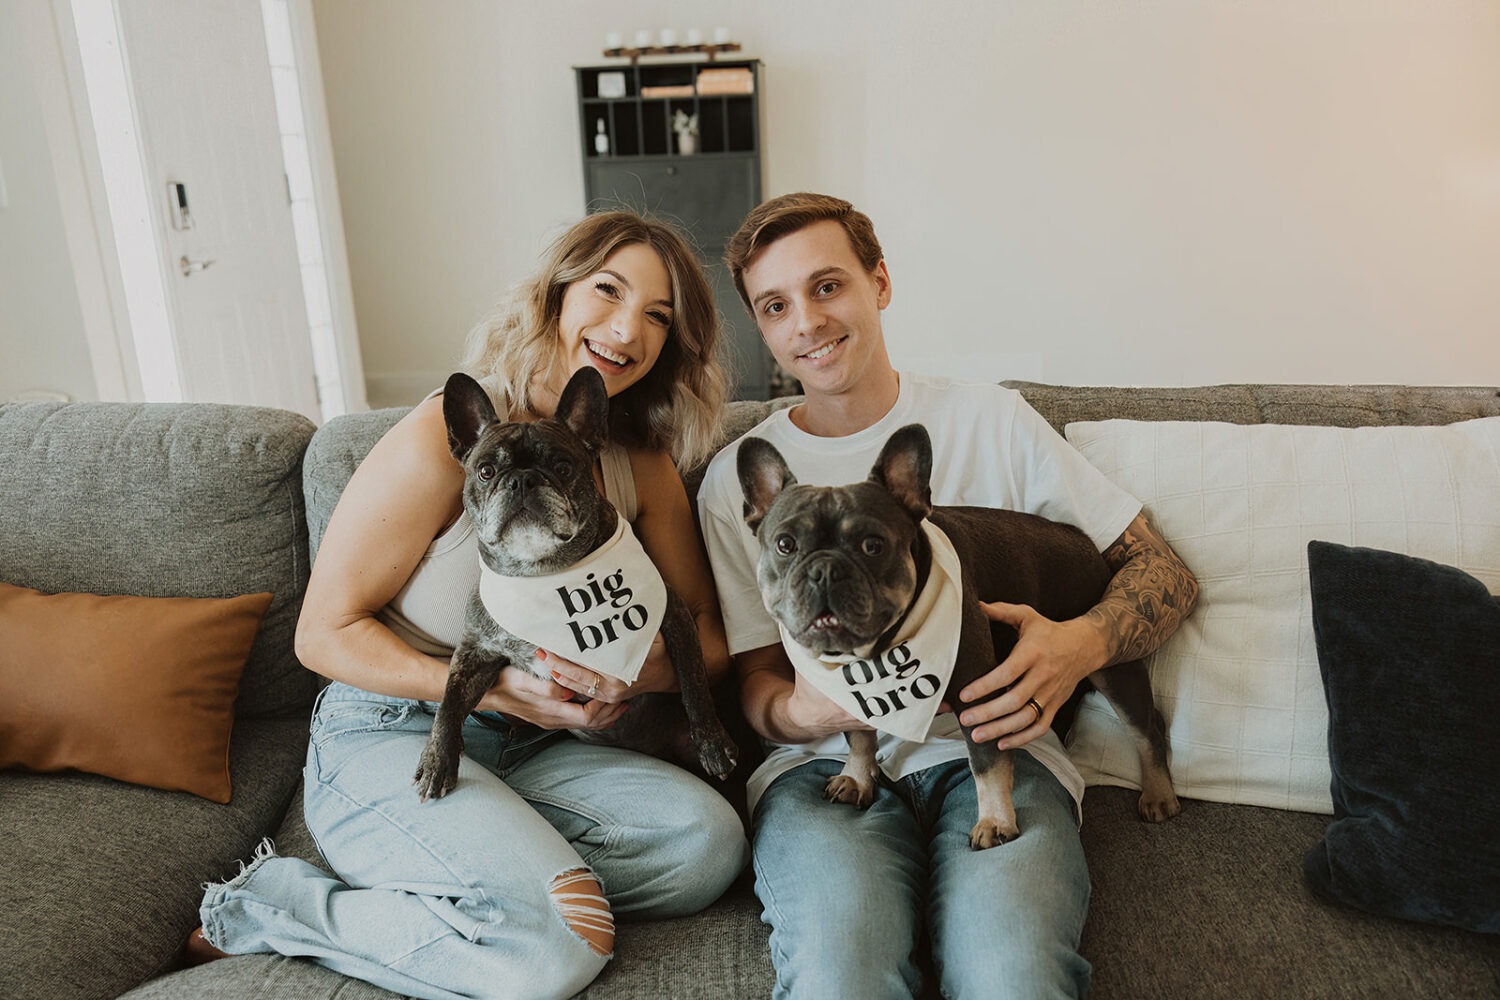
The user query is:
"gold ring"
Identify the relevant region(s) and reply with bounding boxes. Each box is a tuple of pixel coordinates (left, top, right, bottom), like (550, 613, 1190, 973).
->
(1026, 698, 1044, 725)
(587, 673, 600, 698)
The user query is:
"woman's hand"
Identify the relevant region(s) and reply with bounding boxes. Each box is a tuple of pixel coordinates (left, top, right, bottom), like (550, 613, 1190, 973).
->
(541, 631, 679, 705)
(475, 662, 629, 731)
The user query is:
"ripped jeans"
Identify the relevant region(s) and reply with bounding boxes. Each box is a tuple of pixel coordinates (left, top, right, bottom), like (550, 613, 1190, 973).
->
(199, 683, 749, 1000)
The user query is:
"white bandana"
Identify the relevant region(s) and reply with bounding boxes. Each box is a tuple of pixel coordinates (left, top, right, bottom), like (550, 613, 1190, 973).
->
(777, 521, 965, 742)
(478, 517, 666, 684)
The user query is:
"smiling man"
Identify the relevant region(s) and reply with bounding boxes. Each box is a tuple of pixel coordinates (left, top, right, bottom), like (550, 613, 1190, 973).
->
(697, 192, 1199, 999)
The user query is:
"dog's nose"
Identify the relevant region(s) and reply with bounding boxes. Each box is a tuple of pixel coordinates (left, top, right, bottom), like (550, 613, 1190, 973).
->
(503, 469, 540, 494)
(805, 556, 847, 586)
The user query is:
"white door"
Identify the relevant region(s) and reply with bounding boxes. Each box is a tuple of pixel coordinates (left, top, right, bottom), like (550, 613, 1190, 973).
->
(117, 0, 321, 421)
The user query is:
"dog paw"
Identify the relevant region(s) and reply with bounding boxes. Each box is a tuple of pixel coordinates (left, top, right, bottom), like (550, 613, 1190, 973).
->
(1137, 790, 1182, 823)
(969, 817, 1019, 850)
(824, 775, 874, 809)
(412, 750, 458, 802)
(693, 726, 739, 780)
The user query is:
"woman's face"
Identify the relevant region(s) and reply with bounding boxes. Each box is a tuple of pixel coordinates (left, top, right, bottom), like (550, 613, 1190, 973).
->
(555, 242, 674, 398)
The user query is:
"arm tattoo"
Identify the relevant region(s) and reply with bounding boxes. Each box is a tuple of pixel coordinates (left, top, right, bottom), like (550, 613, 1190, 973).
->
(1086, 514, 1200, 668)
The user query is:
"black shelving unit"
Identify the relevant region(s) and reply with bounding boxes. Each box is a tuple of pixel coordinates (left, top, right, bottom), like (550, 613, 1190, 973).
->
(576, 59, 779, 401)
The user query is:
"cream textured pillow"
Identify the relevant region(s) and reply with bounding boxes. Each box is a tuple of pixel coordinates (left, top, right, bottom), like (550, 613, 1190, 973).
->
(1062, 417, 1500, 813)
(0, 583, 272, 803)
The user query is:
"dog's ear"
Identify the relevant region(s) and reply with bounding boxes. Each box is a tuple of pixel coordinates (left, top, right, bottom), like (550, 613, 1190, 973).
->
(869, 424, 933, 522)
(554, 367, 609, 453)
(443, 372, 499, 462)
(737, 436, 797, 533)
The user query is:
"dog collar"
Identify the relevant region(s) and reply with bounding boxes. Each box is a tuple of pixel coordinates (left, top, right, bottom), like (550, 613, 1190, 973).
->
(478, 516, 666, 684)
(778, 520, 964, 742)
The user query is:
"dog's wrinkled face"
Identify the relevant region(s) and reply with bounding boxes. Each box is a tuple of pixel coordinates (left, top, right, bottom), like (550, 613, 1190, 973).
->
(444, 368, 612, 576)
(737, 425, 935, 657)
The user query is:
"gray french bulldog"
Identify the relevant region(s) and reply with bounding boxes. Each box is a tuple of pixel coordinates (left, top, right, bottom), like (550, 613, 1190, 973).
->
(413, 367, 737, 801)
(737, 423, 1179, 848)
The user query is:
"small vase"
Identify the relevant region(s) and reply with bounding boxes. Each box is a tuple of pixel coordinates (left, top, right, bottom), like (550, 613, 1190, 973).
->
(677, 132, 698, 156)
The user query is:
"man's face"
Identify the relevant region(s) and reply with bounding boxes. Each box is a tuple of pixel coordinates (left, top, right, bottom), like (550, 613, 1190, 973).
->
(740, 220, 892, 399)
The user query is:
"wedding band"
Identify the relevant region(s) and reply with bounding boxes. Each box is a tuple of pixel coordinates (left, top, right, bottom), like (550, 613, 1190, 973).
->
(1026, 698, 1044, 725)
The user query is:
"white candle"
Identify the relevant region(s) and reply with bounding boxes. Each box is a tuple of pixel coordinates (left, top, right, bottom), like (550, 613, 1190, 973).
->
(685, 27, 703, 46)
(712, 26, 731, 44)
(605, 31, 623, 50)
(659, 28, 677, 47)
(634, 28, 652, 48)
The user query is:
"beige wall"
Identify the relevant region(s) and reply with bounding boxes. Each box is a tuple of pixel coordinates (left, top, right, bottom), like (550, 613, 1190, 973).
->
(7, 2, 1494, 408)
(0, 1, 97, 403)
(314, 0, 1500, 403)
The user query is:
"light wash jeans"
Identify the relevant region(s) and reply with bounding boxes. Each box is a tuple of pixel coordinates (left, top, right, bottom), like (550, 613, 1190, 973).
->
(752, 752, 1091, 1000)
(200, 683, 749, 1000)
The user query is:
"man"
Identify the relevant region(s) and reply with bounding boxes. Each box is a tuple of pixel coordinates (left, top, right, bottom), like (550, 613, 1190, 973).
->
(697, 192, 1199, 998)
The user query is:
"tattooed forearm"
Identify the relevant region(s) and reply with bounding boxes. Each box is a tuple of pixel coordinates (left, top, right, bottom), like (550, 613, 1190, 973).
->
(1084, 513, 1200, 668)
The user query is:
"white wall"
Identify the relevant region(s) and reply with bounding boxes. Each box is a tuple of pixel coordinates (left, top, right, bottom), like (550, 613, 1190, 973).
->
(180, 2, 1500, 400)
(0, 0, 97, 403)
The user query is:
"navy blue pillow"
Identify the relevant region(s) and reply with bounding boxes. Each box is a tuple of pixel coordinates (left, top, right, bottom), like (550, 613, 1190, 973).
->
(1304, 541, 1500, 933)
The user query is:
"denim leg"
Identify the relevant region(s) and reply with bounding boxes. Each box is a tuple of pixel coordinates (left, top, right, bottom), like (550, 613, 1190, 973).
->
(925, 753, 1092, 1000)
(752, 759, 925, 1000)
(502, 739, 750, 920)
(200, 686, 607, 1000)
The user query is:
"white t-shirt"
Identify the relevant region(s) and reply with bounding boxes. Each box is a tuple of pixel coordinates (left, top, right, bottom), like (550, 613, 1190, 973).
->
(697, 373, 1143, 816)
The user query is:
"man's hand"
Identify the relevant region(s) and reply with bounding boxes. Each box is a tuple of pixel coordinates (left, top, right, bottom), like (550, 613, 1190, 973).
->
(956, 601, 1105, 749)
(782, 672, 871, 740)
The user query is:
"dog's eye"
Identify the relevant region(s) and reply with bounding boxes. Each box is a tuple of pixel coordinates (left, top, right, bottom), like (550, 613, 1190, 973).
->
(862, 536, 885, 557)
(775, 534, 797, 556)
(556, 460, 575, 480)
(477, 462, 497, 482)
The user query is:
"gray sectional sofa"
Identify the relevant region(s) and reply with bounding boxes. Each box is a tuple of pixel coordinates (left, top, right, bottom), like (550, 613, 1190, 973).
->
(3, 383, 1499, 1000)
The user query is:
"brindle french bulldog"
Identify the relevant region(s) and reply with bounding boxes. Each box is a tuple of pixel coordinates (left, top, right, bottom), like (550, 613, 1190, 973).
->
(737, 423, 1179, 848)
(412, 367, 737, 801)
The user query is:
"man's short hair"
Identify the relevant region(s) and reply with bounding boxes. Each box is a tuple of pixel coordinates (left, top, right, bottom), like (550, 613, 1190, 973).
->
(723, 192, 883, 312)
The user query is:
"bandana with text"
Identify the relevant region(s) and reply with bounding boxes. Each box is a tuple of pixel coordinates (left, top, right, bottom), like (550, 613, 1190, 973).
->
(479, 517, 665, 684)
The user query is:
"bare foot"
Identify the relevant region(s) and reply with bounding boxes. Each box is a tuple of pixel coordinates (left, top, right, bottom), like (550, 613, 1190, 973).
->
(180, 927, 230, 967)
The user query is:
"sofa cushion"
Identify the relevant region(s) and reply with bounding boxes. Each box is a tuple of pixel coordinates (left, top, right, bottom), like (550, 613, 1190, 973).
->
(1303, 542, 1500, 933)
(0, 716, 309, 1000)
(1063, 417, 1500, 812)
(0, 583, 271, 802)
(0, 402, 319, 719)
(1079, 785, 1500, 998)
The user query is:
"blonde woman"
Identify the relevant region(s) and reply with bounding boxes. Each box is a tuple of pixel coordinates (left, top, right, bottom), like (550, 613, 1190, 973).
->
(190, 213, 746, 1000)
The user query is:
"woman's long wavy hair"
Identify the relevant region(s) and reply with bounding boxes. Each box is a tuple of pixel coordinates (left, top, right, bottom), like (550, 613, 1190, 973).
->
(460, 212, 730, 468)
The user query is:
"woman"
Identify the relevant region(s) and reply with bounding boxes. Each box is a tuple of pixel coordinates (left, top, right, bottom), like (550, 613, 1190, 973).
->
(190, 212, 747, 1000)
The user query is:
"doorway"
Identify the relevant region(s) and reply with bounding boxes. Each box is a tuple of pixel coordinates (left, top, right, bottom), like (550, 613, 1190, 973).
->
(60, 0, 364, 422)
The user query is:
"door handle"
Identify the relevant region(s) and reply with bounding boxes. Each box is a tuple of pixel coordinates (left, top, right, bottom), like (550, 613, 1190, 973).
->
(180, 255, 216, 276)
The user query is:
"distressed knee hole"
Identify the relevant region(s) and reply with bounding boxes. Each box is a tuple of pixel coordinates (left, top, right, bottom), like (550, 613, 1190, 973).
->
(549, 867, 613, 958)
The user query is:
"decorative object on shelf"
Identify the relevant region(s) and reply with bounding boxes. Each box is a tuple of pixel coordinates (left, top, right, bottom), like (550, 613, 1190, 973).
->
(597, 70, 626, 99)
(640, 84, 695, 98)
(594, 118, 610, 156)
(672, 109, 699, 156)
(696, 66, 754, 95)
(600, 29, 741, 65)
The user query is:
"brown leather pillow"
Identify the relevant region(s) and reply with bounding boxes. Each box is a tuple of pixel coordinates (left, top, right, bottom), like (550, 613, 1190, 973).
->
(0, 582, 273, 803)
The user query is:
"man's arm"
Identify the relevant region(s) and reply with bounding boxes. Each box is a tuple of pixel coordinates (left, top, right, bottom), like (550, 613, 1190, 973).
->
(738, 644, 871, 745)
(956, 511, 1199, 748)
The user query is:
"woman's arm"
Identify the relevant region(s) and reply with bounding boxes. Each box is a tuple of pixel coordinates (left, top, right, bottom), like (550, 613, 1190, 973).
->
(294, 396, 625, 730)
